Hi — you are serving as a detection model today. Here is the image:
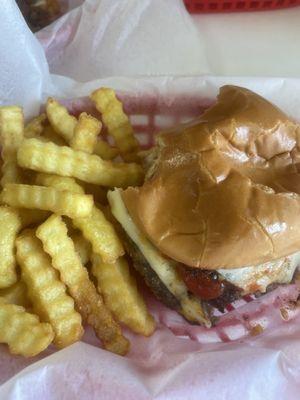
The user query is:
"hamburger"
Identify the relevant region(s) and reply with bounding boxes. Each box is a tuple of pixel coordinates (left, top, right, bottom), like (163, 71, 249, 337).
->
(108, 85, 300, 328)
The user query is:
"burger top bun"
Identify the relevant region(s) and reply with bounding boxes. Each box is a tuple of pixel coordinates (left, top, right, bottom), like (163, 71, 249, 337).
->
(122, 86, 300, 269)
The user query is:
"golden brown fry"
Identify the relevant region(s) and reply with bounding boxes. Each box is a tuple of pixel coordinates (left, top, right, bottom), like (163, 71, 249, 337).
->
(97, 204, 126, 240)
(42, 124, 67, 146)
(35, 173, 119, 262)
(0, 280, 31, 308)
(36, 215, 129, 355)
(46, 98, 77, 143)
(0, 106, 24, 145)
(0, 106, 24, 185)
(36, 174, 121, 262)
(73, 206, 124, 264)
(0, 207, 21, 288)
(90, 88, 140, 161)
(71, 233, 92, 265)
(93, 140, 119, 160)
(18, 139, 144, 187)
(70, 112, 101, 154)
(92, 254, 155, 336)
(1, 183, 93, 219)
(34, 173, 86, 233)
(0, 297, 54, 357)
(0, 163, 21, 186)
(17, 231, 83, 348)
(36, 173, 84, 194)
(24, 113, 47, 138)
(18, 209, 50, 229)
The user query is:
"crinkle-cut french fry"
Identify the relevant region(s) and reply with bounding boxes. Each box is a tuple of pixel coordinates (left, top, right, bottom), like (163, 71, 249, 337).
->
(0, 106, 24, 185)
(42, 125, 67, 146)
(1, 162, 22, 186)
(18, 209, 50, 229)
(0, 280, 31, 308)
(73, 206, 124, 264)
(36, 173, 84, 194)
(24, 113, 47, 138)
(70, 113, 101, 154)
(93, 140, 119, 160)
(17, 139, 144, 188)
(1, 183, 93, 219)
(81, 183, 108, 205)
(36, 215, 129, 355)
(34, 173, 119, 262)
(16, 231, 83, 348)
(0, 106, 24, 146)
(0, 207, 21, 288)
(35, 173, 119, 262)
(0, 297, 54, 357)
(90, 88, 140, 161)
(92, 255, 155, 336)
(71, 233, 92, 265)
(46, 98, 77, 143)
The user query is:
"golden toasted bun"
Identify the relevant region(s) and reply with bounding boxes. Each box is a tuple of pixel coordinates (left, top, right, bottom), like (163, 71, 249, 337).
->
(122, 85, 300, 269)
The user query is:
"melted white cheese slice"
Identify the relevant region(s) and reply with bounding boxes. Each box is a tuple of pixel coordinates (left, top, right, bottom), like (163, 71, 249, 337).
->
(108, 189, 299, 311)
(108, 188, 211, 327)
(218, 252, 300, 294)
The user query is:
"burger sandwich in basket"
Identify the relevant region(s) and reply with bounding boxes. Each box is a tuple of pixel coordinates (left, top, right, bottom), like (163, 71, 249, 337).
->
(108, 85, 300, 328)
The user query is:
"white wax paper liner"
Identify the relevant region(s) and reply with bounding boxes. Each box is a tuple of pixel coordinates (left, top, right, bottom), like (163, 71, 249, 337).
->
(1, 0, 300, 398)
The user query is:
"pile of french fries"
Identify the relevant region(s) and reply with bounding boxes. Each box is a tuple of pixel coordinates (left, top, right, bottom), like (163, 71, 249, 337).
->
(0, 88, 155, 357)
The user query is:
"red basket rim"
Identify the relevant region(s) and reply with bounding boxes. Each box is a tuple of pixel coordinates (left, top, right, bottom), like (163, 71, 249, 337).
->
(184, 0, 300, 13)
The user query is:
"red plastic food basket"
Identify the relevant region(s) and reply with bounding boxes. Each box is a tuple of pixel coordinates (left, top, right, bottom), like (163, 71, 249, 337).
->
(184, 0, 300, 13)
(62, 90, 300, 344)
